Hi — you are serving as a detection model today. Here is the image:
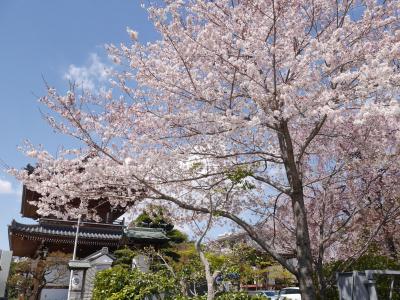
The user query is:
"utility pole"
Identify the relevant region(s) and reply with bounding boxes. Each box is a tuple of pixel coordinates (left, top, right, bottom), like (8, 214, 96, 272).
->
(67, 215, 81, 300)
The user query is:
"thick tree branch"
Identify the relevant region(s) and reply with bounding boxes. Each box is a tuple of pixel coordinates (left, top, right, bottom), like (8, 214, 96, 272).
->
(297, 115, 327, 163)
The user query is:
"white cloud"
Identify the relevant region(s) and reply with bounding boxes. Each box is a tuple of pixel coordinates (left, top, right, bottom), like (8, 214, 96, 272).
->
(63, 53, 112, 91)
(0, 179, 13, 194)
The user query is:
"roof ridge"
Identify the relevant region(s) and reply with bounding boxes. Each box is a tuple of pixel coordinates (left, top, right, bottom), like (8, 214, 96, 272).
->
(129, 226, 166, 232)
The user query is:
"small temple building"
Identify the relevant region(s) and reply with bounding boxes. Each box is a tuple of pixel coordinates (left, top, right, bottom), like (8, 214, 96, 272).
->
(7, 185, 169, 300)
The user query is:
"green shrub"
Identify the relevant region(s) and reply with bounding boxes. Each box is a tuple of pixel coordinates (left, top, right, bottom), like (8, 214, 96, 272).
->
(92, 266, 178, 300)
(93, 266, 264, 300)
(112, 248, 137, 267)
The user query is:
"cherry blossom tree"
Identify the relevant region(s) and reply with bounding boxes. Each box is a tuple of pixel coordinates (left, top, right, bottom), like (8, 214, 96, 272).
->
(11, 0, 400, 299)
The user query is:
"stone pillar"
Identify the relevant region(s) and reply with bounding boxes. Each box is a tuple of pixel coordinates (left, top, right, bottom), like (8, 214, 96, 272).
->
(68, 261, 90, 300)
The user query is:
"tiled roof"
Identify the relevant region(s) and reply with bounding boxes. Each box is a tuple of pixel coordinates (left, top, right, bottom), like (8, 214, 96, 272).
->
(10, 220, 169, 241)
(10, 220, 121, 240)
(83, 247, 116, 261)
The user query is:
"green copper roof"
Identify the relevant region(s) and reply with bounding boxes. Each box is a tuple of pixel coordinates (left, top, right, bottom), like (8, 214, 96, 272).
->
(124, 227, 169, 240)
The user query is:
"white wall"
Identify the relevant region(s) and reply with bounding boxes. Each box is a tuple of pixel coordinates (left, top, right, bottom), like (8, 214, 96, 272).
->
(40, 288, 68, 300)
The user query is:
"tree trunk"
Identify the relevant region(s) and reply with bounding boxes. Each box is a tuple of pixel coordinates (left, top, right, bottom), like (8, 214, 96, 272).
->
(35, 285, 44, 300)
(316, 201, 328, 299)
(195, 213, 217, 300)
(28, 280, 39, 300)
(196, 241, 215, 300)
(278, 121, 317, 300)
(316, 246, 327, 300)
(28, 258, 40, 300)
(180, 279, 188, 297)
(292, 192, 317, 300)
(29, 258, 46, 300)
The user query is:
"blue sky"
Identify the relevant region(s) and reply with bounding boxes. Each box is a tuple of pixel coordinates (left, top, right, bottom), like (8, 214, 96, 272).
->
(0, 0, 159, 250)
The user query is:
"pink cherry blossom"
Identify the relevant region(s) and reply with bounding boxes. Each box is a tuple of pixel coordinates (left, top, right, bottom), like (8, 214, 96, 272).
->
(10, 1, 400, 298)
